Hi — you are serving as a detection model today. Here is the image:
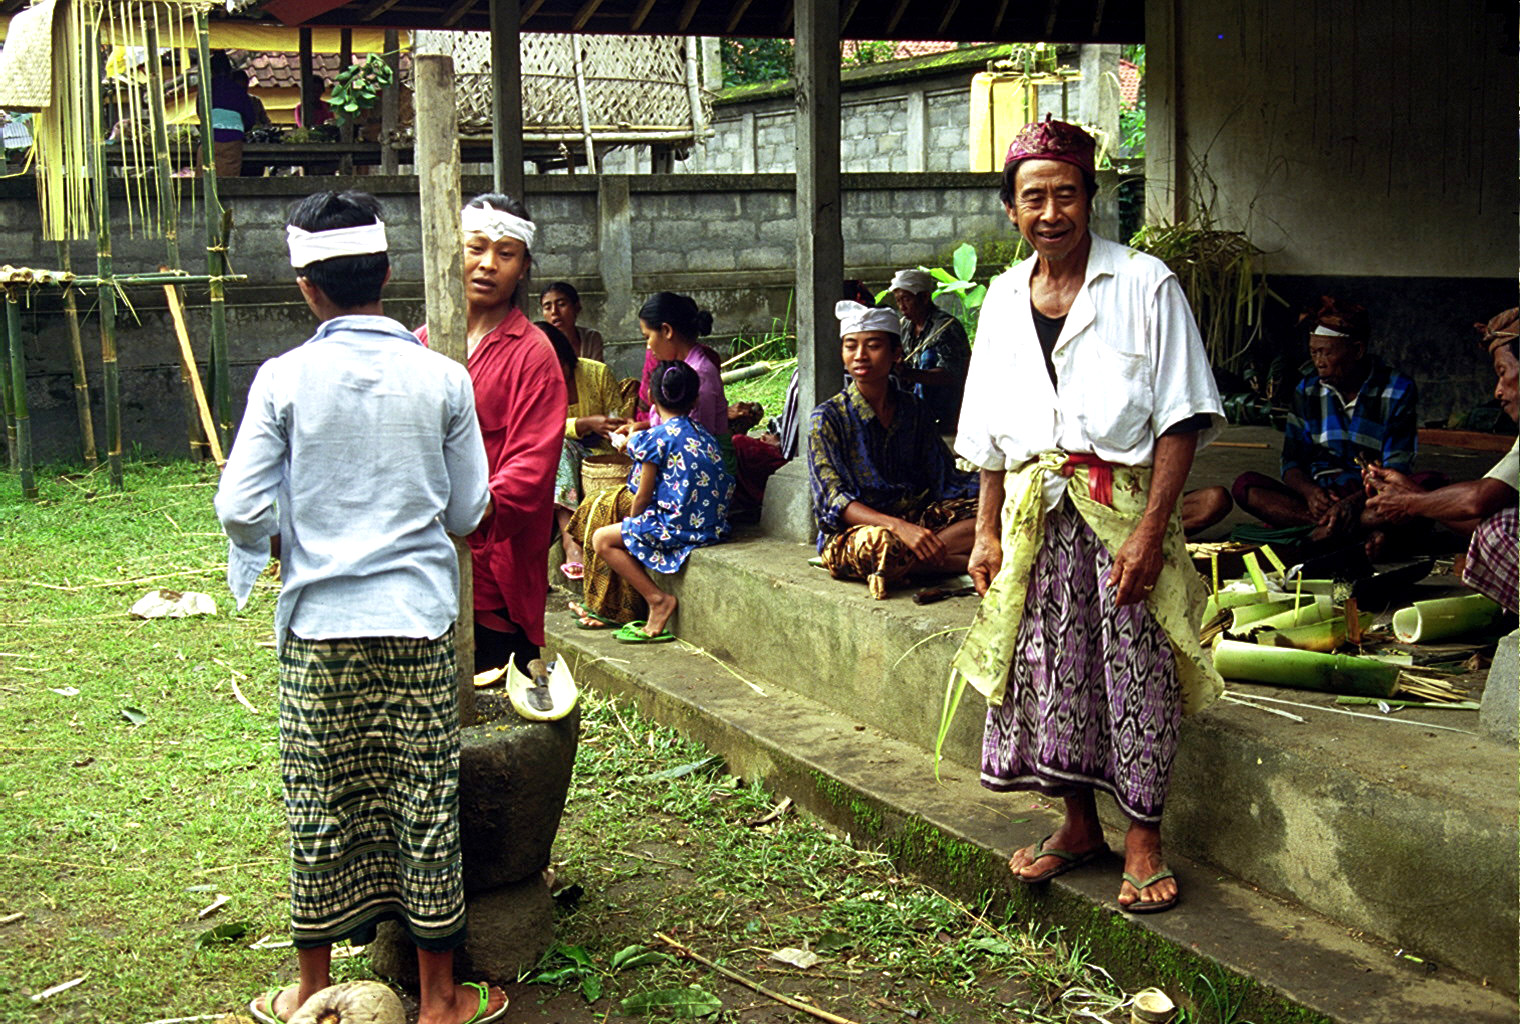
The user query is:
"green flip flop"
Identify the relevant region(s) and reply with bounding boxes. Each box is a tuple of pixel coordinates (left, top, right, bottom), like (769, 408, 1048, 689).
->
(569, 601, 621, 629)
(248, 985, 295, 1024)
(461, 981, 509, 1024)
(1121, 868, 1179, 913)
(1012, 834, 1109, 884)
(613, 620, 676, 644)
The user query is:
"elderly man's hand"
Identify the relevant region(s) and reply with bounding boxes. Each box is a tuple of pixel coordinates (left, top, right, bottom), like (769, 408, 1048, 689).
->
(1107, 521, 1164, 606)
(1363, 464, 1415, 497)
(1305, 485, 1337, 519)
(967, 532, 1002, 596)
(1365, 488, 1415, 523)
(890, 519, 947, 566)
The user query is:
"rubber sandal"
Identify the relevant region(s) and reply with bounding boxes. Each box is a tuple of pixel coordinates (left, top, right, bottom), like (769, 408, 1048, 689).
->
(1011, 834, 1109, 884)
(249, 985, 294, 1024)
(613, 620, 676, 644)
(568, 601, 619, 629)
(1120, 868, 1179, 913)
(459, 981, 508, 1024)
(559, 561, 584, 581)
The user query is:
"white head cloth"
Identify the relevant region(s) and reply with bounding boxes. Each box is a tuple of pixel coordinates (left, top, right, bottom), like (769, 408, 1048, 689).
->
(1311, 324, 1350, 338)
(461, 202, 536, 249)
(286, 221, 387, 269)
(890, 268, 934, 294)
(836, 300, 901, 338)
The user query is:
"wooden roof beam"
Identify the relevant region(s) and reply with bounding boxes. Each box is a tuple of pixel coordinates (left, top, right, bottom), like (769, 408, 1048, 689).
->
(675, 0, 702, 31)
(521, 0, 549, 24)
(723, 0, 756, 33)
(441, 0, 477, 26)
(935, 0, 961, 36)
(570, 0, 605, 30)
(1092, 0, 1107, 37)
(992, 0, 1010, 34)
(884, 0, 910, 35)
(629, 0, 659, 31)
(841, 0, 864, 33)
(1044, 0, 1060, 37)
(358, 0, 406, 23)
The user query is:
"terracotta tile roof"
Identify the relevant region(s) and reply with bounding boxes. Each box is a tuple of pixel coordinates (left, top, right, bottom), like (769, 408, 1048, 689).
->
(841, 40, 966, 63)
(1118, 57, 1140, 108)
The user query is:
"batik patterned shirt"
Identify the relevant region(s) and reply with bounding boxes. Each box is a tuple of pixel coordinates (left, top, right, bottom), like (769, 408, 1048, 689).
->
(620, 415, 734, 573)
(807, 382, 978, 551)
(900, 306, 971, 427)
(1282, 356, 1417, 490)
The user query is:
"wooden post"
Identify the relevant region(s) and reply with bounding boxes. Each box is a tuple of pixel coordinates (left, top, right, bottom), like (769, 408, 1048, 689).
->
(5, 292, 34, 497)
(299, 28, 317, 130)
(338, 29, 354, 176)
(380, 29, 400, 175)
(88, 22, 123, 490)
(488, 0, 525, 198)
(195, 11, 232, 452)
(793, 0, 845, 415)
(56, 244, 98, 469)
(0, 293, 16, 471)
(1144, 0, 1183, 225)
(414, 42, 476, 726)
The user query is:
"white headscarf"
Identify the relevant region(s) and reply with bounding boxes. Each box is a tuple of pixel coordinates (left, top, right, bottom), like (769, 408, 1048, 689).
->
(890, 268, 934, 294)
(835, 300, 900, 338)
(461, 202, 536, 249)
(286, 221, 388, 269)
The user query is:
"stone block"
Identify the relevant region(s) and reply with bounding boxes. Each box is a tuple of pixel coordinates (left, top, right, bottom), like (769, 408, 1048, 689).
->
(1479, 629, 1518, 743)
(908, 215, 954, 239)
(457, 702, 579, 894)
(892, 192, 937, 214)
(759, 458, 815, 544)
(369, 874, 554, 986)
(876, 133, 903, 154)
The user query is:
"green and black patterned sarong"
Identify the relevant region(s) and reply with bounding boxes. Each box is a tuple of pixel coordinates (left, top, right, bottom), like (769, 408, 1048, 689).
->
(278, 629, 466, 951)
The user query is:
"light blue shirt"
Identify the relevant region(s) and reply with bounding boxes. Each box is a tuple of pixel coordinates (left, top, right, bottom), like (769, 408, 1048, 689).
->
(214, 314, 490, 649)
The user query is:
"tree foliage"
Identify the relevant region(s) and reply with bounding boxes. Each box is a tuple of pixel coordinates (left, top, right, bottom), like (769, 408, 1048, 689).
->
(720, 38, 794, 86)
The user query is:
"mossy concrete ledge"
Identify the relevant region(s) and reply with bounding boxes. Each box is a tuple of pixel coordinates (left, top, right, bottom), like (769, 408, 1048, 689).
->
(544, 618, 1514, 1024)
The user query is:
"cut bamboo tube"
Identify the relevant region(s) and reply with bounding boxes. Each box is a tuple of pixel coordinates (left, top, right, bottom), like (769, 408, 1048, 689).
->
(1229, 594, 1329, 630)
(5, 293, 34, 497)
(56, 244, 97, 469)
(163, 281, 224, 467)
(1258, 612, 1374, 653)
(1213, 639, 1399, 698)
(1232, 597, 1334, 635)
(1391, 594, 1505, 644)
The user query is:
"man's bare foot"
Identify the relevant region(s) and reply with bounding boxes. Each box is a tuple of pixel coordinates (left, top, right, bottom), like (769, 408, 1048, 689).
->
(250, 984, 302, 1024)
(568, 600, 614, 628)
(417, 981, 507, 1024)
(1118, 822, 1178, 911)
(644, 591, 677, 637)
(1008, 820, 1106, 882)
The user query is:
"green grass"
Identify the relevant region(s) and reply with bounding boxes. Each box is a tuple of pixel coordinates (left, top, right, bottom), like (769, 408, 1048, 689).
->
(0, 460, 1134, 1024)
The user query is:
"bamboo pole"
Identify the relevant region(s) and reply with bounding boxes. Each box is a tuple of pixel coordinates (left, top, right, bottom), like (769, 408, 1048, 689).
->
(193, 11, 232, 452)
(569, 34, 595, 172)
(89, 23, 123, 490)
(162, 278, 223, 467)
(0, 304, 15, 471)
(1212, 639, 1399, 698)
(338, 29, 354, 176)
(145, 17, 203, 462)
(414, 42, 475, 726)
(6, 292, 36, 498)
(55, 244, 97, 469)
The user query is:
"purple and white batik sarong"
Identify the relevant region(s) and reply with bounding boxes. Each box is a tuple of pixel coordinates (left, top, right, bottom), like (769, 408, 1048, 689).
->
(980, 497, 1181, 823)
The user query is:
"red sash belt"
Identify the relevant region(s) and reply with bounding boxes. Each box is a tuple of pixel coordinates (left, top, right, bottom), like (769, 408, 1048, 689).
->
(1059, 452, 1113, 507)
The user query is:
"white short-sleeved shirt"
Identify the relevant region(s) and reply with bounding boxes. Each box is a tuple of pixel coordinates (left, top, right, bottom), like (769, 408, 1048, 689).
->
(955, 233, 1224, 506)
(1485, 438, 1518, 489)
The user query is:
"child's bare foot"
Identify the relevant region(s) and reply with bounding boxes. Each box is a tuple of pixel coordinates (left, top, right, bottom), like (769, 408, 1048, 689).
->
(568, 600, 614, 628)
(644, 591, 677, 637)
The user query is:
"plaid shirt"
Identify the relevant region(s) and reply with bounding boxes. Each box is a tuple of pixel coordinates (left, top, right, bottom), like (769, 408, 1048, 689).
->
(1282, 356, 1417, 490)
(807, 382, 977, 551)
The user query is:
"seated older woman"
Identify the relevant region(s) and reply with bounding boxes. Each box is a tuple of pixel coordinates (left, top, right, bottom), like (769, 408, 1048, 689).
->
(1365, 308, 1519, 612)
(808, 300, 978, 599)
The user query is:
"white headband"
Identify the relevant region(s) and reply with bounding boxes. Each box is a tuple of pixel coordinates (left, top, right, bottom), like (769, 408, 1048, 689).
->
(461, 202, 536, 249)
(1311, 325, 1350, 338)
(836, 300, 900, 339)
(890, 269, 934, 294)
(286, 221, 388, 269)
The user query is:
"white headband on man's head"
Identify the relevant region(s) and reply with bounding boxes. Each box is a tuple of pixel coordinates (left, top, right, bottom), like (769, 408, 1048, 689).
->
(836, 300, 900, 339)
(1311, 325, 1350, 338)
(461, 202, 536, 249)
(890, 268, 934, 294)
(286, 221, 388, 269)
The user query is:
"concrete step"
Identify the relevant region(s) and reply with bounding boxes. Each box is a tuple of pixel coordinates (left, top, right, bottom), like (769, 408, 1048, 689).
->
(545, 608, 1515, 1024)
(547, 528, 1517, 996)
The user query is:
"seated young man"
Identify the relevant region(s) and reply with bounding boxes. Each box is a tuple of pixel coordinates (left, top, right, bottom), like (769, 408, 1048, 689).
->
(1232, 296, 1425, 551)
(807, 300, 978, 599)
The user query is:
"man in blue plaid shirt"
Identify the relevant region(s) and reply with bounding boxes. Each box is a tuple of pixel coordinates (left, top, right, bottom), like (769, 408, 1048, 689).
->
(1233, 296, 1424, 547)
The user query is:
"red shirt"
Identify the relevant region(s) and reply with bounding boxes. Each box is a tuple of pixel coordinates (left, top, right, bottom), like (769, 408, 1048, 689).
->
(418, 310, 567, 645)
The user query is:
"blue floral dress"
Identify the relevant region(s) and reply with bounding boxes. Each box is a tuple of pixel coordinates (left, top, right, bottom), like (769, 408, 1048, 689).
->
(621, 416, 734, 573)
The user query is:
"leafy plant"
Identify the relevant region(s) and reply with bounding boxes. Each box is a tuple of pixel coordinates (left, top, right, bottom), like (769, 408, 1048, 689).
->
(874, 243, 994, 338)
(720, 38, 794, 86)
(847, 40, 897, 66)
(329, 53, 394, 123)
(525, 941, 669, 1004)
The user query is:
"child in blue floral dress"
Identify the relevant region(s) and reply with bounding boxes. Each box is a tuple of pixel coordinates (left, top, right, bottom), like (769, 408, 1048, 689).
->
(591, 360, 734, 642)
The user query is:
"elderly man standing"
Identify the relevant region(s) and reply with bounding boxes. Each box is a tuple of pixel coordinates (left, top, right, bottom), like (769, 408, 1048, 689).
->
(891, 268, 972, 430)
(951, 117, 1224, 915)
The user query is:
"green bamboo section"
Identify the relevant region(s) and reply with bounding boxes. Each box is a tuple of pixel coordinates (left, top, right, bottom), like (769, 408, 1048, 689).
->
(193, 10, 232, 452)
(1391, 594, 1505, 644)
(6, 293, 36, 498)
(57, 243, 98, 469)
(1213, 639, 1400, 698)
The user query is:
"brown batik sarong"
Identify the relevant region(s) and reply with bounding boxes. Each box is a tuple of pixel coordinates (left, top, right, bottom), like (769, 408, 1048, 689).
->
(820, 496, 977, 598)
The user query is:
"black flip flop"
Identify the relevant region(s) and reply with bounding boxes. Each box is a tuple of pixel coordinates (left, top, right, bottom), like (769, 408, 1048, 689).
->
(1012, 834, 1109, 884)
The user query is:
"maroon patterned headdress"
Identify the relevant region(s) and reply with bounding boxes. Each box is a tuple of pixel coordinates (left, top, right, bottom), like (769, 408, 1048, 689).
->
(1004, 115, 1096, 177)
(1477, 308, 1519, 354)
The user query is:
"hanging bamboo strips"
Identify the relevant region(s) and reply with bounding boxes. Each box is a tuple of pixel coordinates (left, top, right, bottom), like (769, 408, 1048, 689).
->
(56, 242, 97, 468)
